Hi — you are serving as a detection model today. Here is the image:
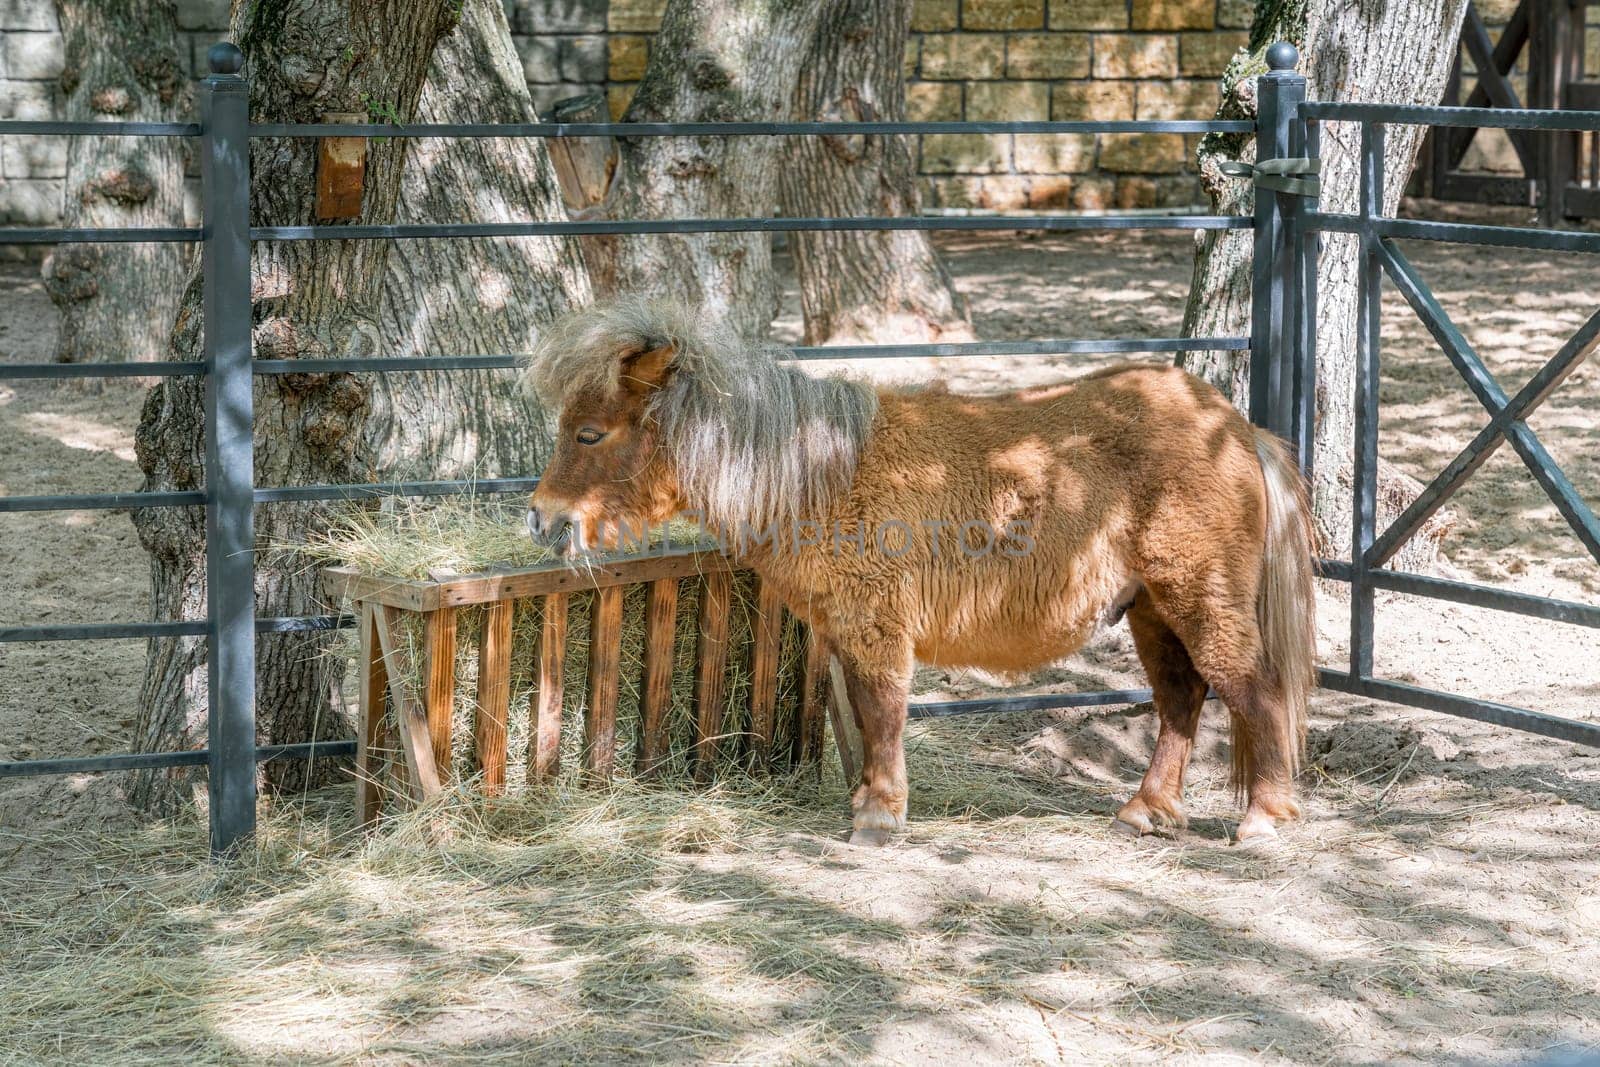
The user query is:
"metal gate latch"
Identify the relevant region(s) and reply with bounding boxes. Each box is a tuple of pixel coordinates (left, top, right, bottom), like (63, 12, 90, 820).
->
(1218, 156, 1321, 197)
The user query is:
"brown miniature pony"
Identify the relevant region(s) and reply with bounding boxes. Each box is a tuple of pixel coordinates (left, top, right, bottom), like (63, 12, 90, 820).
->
(525, 299, 1315, 845)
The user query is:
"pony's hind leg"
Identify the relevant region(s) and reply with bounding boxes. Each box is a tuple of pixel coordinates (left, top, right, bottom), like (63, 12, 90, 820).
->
(834, 651, 912, 847)
(1113, 593, 1208, 837)
(1211, 673, 1302, 842)
(1137, 578, 1303, 844)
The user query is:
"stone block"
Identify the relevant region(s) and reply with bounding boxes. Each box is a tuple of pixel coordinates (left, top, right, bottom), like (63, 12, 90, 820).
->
(1005, 32, 1090, 78)
(607, 83, 636, 120)
(1217, 0, 1253, 28)
(1098, 131, 1188, 173)
(963, 0, 1044, 31)
(920, 133, 1009, 173)
(1013, 132, 1095, 173)
(606, 0, 665, 33)
(517, 35, 560, 82)
(1092, 33, 1176, 78)
(966, 79, 1048, 120)
(173, 0, 227, 31)
(0, 78, 55, 120)
(1178, 30, 1248, 77)
(607, 34, 649, 81)
(922, 172, 1115, 210)
(912, 0, 959, 32)
(0, 0, 56, 31)
(1135, 78, 1218, 119)
(2, 132, 64, 177)
(920, 33, 1005, 79)
(1048, 0, 1126, 30)
(1132, 0, 1213, 30)
(511, 0, 608, 33)
(1051, 80, 1134, 120)
(561, 35, 607, 82)
(0, 177, 59, 224)
(5, 32, 63, 80)
(906, 81, 963, 121)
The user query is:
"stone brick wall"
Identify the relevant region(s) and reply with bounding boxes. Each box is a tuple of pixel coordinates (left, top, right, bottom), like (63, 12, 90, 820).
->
(602, 0, 1252, 210)
(4, 0, 1597, 232)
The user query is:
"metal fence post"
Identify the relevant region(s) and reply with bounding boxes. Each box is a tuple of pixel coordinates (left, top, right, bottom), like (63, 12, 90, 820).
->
(199, 42, 256, 856)
(1249, 42, 1307, 441)
(1350, 121, 1385, 681)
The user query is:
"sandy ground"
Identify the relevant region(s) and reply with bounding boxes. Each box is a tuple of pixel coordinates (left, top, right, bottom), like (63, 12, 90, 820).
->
(1, 231, 1598, 1064)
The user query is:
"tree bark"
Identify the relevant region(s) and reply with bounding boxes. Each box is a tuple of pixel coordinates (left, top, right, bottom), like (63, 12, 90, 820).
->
(1180, 0, 1469, 561)
(43, 0, 190, 367)
(778, 0, 972, 346)
(591, 0, 825, 340)
(129, 0, 586, 813)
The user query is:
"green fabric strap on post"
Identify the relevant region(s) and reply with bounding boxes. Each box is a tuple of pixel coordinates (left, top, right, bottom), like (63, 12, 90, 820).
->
(1218, 156, 1321, 197)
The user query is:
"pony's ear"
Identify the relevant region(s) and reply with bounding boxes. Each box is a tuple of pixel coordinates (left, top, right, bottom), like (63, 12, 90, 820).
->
(619, 341, 676, 395)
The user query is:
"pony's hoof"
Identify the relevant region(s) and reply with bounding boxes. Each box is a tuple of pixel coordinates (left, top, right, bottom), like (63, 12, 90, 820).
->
(848, 827, 894, 848)
(1233, 813, 1281, 847)
(1112, 796, 1185, 837)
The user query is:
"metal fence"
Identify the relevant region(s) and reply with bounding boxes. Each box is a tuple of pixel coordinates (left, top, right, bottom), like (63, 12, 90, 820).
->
(1, 42, 1596, 856)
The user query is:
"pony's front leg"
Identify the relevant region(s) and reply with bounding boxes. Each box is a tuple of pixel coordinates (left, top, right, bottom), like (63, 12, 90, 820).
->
(833, 650, 912, 847)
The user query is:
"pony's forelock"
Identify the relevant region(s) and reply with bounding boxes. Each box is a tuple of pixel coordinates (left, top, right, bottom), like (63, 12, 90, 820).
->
(525, 297, 879, 530)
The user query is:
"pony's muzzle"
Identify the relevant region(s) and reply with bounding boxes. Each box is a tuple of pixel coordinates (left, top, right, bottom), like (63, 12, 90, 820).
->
(525, 507, 574, 552)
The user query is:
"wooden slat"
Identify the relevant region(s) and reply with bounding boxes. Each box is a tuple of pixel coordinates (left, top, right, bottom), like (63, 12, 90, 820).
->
(373, 604, 443, 801)
(531, 592, 568, 781)
(474, 600, 513, 795)
(798, 630, 829, 768)
(322, 545, 731, 611)
(355, 602, 387, 827)
(584, 585, 625, 782)
(637, 577, 680, 777)
(421, 608, 457, 781)
(826, 655, 864, 787)
(691, 570, 732, 783)
(745, 578, 784, 770)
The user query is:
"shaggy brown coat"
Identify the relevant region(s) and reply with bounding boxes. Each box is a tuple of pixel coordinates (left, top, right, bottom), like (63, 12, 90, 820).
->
(526, 301, 1316, 844)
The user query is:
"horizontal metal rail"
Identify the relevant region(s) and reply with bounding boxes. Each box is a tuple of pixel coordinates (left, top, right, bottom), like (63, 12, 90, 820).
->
(0, 120, 199, 136)
(1308, 211, 1600, 255)
(0, 739, 357, 780)
(0, 490, 204, 513)
(910, 688, 1152, 719)
(0, 227, 201, 245)
(253, 214, 1250, 242)
(0, 361, 207, 380)
(1300, 101, 1600, 132)
(0, 620, 207, 643)
(251, 119, 1255, 138)
(1317, 558, 1600, 628)
(0, 615, 353, 643)
(254, 477, 540, 503)
(1319, 669, 1600, 748)
(247, 337, 1253, 376)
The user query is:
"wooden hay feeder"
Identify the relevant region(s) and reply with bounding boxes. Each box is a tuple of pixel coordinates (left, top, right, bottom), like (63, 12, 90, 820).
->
(324, 546, 855, 827)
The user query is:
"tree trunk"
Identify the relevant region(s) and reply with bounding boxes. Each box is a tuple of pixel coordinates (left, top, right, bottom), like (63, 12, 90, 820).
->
(591, 0, 825, 340)
(43, 0, 190, 367)
(129, 0, 586, 814)
(778, 0, 972, 347)
(366, 0, 590, 479)
(1180, 0, 1469, 561)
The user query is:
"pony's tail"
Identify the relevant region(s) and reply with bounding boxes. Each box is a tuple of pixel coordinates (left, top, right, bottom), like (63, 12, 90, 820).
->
(1237, 429, 1317, 793)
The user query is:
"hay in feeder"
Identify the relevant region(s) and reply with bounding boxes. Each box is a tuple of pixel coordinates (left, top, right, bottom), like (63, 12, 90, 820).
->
(292, 496, 813, 795)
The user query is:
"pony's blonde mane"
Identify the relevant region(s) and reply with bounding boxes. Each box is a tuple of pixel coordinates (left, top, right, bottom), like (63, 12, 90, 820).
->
(527, 298, 879, 530)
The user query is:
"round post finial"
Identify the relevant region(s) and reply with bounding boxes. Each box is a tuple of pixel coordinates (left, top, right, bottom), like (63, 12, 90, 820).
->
(1265, 41, 1299, 72)
(208, 42, 245, 76)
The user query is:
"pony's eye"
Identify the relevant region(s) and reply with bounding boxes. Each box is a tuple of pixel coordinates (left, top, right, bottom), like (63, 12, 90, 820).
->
(576, 428, 608, 445)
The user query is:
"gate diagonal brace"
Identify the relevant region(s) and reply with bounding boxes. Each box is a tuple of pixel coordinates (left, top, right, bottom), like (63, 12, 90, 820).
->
(1219, 156, 1321, 197)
